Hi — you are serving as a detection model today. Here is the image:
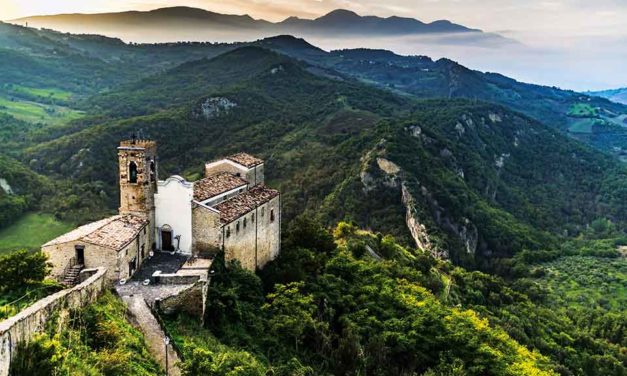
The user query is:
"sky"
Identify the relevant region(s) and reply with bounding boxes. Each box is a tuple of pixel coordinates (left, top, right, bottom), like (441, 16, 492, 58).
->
(2, 0, 626, 91)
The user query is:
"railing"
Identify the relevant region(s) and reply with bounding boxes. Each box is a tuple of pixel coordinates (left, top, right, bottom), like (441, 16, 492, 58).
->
(59, 256, 77, 282)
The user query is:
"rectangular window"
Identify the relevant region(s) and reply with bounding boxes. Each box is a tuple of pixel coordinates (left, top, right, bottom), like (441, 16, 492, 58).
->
(252, 213, 255, 223)
(270, 209, 275, 222)
(236, 222, 240, 233)
(261, 207, 265, 217)
(243, 218, 247, 228)
(226, 227, 231, 238)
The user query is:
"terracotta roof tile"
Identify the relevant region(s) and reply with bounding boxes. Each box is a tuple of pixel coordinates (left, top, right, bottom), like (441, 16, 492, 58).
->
(82, 215, 148, 250)
(226, 153, 264, 168)
(194, 172, 248, 202)
(215, 186, 279, 223)
(43, 215, 148, 250)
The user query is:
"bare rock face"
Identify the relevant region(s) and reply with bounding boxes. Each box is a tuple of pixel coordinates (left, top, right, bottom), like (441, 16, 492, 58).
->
(360, 170, 377, 193)
(193, 97, 237, 120)
(376, 157, 400, 175)
(0, 178, 13, 194)
(488, 112, 503, 123)
(401, 183, 434, 254)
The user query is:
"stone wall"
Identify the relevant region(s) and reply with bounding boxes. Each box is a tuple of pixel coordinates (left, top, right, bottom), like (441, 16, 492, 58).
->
(118, 141, 157, 217)
(223, 208, 258, 270)
(191, 204, 222, 256)
(43, 229, 148, 282)
(157, 281, 207, 320)
(223, 195, 280, 270)
(0, 268, 107, 376)
(255, 196, 280, 269)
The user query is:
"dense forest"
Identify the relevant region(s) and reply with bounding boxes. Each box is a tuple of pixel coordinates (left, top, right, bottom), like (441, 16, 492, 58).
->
(0, 20, 625, 375)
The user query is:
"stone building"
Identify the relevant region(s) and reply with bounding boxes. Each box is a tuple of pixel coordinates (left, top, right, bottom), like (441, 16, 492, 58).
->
(43, 139, 280, 283)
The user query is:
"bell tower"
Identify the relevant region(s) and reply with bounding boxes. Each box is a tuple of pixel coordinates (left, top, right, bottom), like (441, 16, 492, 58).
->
(118, 137, 158, 219)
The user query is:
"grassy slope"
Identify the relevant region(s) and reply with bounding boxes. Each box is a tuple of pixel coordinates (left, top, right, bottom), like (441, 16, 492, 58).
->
(9, 291, 162, 375)
(0, 213, 73, 254)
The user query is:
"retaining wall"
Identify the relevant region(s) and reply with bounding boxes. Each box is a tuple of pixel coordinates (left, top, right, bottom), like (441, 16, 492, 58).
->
(0, 268, 107, 376)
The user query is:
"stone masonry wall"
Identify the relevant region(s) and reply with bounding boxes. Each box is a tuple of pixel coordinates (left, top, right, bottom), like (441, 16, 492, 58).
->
(43, 228, 147, 283)
(191, 205, 222, 256)
(223, 209, 258, 270)
(222, 195, 280, 271)
(255, 196, 280, 269)
(0, 268, 107, 376)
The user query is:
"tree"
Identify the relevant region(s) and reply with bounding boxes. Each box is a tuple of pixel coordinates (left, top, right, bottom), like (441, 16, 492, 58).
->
(263, 282, 317, 352)
(0, 250, 50, 292)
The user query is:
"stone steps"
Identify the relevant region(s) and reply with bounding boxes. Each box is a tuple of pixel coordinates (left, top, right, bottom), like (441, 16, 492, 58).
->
(62, 264, 85, 287)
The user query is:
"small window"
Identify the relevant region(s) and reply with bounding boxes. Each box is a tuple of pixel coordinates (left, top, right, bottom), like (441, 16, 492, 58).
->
(129, 161, 138, 183)
(261, 207, 265, 217)
(226, 227, 231, 238)
(236, 222, 240, 233)
(150, 161, 156, 182)
(244, 218, 247, 228)
(251, 213, 255, 223)
(270, 209, 275, 222)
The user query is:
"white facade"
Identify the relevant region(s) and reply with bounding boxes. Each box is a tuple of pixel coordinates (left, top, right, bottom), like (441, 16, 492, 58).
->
(155, 176, 194, 254)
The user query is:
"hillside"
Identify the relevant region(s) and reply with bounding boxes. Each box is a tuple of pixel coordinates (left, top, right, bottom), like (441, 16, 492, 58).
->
(1, 21, 626, 376)
(258, 37, 627, 158)
(1, 23, 625, 158)
(590, 87, 627, 105)
(20, 47, 627, 273)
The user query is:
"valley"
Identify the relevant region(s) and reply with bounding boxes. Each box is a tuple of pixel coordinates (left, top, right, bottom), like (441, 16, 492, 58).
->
(0, 16, 625, 376)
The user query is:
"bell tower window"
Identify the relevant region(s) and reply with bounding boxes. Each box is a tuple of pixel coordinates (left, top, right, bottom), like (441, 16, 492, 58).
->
(129, 161, 138, 183)
(150, 160, 156, 182)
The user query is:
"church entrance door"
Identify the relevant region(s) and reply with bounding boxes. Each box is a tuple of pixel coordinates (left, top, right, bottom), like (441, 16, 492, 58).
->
(161, 229, 173, 251)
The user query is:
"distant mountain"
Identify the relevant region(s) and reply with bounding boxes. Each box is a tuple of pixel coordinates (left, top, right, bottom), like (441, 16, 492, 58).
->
(10, 6, 491, 43)
(588, 88, 627, 105)
(277, 9, 479, 35)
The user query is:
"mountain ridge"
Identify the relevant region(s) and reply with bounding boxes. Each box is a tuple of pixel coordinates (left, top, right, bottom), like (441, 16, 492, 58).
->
(11, 6, 482, 38)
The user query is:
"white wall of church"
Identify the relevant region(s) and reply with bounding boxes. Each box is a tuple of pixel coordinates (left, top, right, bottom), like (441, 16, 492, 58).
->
(155, 176, 193, 254)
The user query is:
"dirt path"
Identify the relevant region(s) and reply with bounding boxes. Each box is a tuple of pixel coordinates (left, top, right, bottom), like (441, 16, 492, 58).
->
(122, 295, 182, 376)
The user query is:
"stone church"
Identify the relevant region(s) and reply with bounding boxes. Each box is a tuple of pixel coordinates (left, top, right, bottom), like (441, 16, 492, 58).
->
(43, 139, 280, 283)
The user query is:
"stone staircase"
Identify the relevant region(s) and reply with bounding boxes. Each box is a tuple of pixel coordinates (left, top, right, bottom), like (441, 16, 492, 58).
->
(62, 264, 84, 287)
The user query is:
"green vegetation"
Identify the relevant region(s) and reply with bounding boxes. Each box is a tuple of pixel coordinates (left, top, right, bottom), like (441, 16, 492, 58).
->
(0, 22, 626, 375)
(161, 219, 625, 375)
(0, 95, 83, 126)
(9, 291, 162, 376)
(6, 84, 73, 101)
(0, 249, 61, 320)
(536, 255, 626, 311)
(165, 221, 555, 375)
(0, 213, 73, 254)
(568, 103, 598, 117)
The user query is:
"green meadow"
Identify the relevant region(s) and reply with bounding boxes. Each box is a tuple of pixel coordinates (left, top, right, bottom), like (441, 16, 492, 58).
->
(568, 102, 598, 117)
(0, 213, 73, 254)
(9, 85, 73, 101)
(0, 95, 83, 125)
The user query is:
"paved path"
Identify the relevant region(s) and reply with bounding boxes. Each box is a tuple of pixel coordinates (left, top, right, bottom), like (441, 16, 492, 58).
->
(122, 295, 182, 376)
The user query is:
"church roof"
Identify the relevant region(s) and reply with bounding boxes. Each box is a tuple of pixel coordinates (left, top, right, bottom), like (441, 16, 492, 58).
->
(43, 215, 148, 251)
(194, 172, 248, 202)
(226, 153, 264, 168)
(215, 185, 279, 224)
